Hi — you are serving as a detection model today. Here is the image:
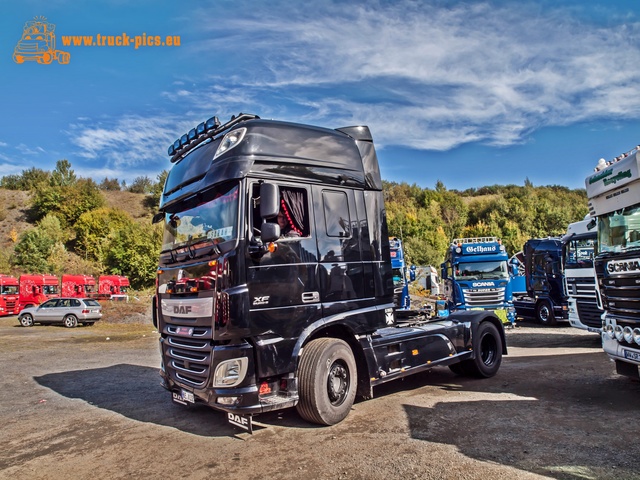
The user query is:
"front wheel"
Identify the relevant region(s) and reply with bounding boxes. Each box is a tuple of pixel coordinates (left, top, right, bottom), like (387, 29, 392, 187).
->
(296, 338, 357, 425)
(63, 315, 78, 328)
(456, 321, 503, 378)
(536, 300, 557, 326)
(20, 314, 34, 327)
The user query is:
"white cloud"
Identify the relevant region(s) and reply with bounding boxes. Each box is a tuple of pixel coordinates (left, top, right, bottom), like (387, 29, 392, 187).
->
(64, 0, 640, 180)
(70, 115, 193, 168)
(182, 0, 640, 151)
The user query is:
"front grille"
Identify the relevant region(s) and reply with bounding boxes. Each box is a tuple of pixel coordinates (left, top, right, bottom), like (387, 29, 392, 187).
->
(576, 298, 602, 328)
(163, 322, 213, 387)
(566, 276, 596, 297)
(602, 276, 640, 318)
(463, 287, 505, 307)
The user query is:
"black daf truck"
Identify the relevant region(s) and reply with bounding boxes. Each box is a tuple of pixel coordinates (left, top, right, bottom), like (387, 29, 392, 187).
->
(153, 113, 506, 431)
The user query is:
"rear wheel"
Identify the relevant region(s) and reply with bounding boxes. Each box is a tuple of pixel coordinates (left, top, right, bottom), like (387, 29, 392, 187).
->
(19, 314, 33, 327)
(456, 321, 503, 378)
(63, 315, 78, 328)
(536, 300, 556, 326)
(296, 338, 357, 425)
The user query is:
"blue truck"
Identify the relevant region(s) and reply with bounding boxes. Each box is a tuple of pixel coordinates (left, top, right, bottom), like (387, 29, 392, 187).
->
(441, 237, 516, 325)
(512, 238, 569, 325)
(389, 237, 415, 313)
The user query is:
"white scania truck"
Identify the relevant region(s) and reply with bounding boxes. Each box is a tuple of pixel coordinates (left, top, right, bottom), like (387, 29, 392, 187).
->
(585, 145, 640, 378)
(563, 217, 600, 333)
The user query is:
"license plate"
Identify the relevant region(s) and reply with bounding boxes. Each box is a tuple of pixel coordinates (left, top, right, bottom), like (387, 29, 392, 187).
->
(623, 349, 640, 362)
(172, 389, 195, 405)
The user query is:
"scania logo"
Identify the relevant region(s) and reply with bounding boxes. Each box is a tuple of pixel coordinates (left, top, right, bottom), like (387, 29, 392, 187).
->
(174, 305, 192, 314)
(472, 282, 495, 287)
(607, 258, 640, 275)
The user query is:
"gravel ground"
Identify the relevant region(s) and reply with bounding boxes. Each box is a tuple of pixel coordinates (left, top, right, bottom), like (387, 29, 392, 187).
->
(0, 316, 638, 480)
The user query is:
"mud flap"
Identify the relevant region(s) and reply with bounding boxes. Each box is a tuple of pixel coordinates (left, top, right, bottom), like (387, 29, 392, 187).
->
(227, 412, 253, 434)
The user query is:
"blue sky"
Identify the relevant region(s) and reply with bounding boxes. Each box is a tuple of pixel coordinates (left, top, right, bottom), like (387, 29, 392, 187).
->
(1, 0, 640, 191)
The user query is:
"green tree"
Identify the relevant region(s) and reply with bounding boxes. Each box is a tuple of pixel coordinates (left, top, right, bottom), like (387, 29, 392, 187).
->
(74, 207, 134, 262)
(128, 176, 153, 194)
(103, 222, 162, 289)
(31, 178, 105, 227)
(99, 177, 121, 191)
(50, 159, 77, 187)
(12, 228, 55, 272)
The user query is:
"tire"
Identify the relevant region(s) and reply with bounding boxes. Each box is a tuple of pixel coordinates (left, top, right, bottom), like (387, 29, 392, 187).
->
(457, 321, 503, 378)
(536, 300, 557, 326)
(63, 315, 78, 328)
(19, 314, 34, 327)
(296, 338, 357, 426)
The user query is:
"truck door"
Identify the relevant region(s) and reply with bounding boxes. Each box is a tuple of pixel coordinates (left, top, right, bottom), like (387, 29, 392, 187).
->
(247, 182, 322, 377)
(312, 186, 368, 317)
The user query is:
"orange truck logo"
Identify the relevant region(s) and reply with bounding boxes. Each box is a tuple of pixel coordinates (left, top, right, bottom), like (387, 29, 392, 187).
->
(13, 16, 70, 65)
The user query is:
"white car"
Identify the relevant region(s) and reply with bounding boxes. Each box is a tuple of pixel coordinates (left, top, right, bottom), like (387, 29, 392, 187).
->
(18, 297, 102, 328)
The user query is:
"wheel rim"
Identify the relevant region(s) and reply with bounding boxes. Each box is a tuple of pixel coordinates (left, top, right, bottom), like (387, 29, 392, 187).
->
(539, 305, 550, 322)
(480, 332, 498, 366)
(327, 360, 350, 406)
(64, 316, 76, 327)
(21, 315, 33, 326)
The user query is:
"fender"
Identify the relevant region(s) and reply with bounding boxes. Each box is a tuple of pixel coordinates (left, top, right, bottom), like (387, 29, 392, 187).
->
(447, 309, 508, 355)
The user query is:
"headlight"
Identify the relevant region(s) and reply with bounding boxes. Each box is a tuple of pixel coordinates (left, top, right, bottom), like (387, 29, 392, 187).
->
(633, 328, 640, 345)
(214, 127, 247, 159)
(623, 326, 634, 343)
(615, 325, 624, 342)
(213, 358, 248, 387)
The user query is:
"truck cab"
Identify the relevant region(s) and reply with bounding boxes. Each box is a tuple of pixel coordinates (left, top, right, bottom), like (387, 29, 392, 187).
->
(441, 237, 515, 325)
(586, 146, 640, 378)
(19, 274, 59, 311)
(153, 113, 506, 429)
(61, 274, 97, 298)
(0, 275, 20, 316)
(98, 275, 130, 301)
(513, 238, 568, 325)
(562, 218, 601, 332)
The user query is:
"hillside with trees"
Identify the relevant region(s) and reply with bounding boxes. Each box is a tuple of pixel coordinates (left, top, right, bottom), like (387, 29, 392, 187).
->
(0, 161, 588, 288)
(0, 160, 166, 289)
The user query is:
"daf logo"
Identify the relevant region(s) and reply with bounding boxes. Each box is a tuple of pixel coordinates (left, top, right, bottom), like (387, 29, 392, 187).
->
(174, 305, 192, 314)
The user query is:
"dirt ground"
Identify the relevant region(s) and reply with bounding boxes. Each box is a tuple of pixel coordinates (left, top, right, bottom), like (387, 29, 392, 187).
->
(1, 315, 639, 480)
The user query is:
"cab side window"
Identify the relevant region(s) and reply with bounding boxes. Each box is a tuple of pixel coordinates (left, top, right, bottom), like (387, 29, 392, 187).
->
(322, 190, 350, 238)
(251, 183, 310, 239)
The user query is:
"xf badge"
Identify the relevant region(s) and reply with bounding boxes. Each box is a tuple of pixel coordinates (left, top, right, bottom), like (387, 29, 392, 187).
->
(253, 296, 270, 306)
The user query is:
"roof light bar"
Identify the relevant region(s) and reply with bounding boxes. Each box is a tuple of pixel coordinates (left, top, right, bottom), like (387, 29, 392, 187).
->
(166, 113, 260, 163)
(594, 144, 640, 172)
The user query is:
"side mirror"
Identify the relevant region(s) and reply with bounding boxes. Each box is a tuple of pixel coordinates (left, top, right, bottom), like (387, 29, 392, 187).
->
(260, 183, 280, 219)
(261, 222, 280, 243)
(152, 212, 164, 224)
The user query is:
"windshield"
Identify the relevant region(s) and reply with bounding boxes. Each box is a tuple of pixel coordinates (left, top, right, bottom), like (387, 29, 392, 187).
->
(455, 261, 509, 280)
(1, 285, 17, 294)
(161, 182, 239, 252)
(43, 285, 59, 295)
(565, 237, 595, 268)
(598, 203, 640, 254)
